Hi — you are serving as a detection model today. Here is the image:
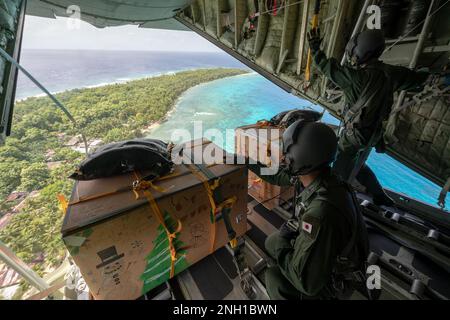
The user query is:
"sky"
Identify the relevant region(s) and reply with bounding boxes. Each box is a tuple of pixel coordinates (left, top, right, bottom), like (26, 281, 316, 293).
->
(22, 15, 221, 52)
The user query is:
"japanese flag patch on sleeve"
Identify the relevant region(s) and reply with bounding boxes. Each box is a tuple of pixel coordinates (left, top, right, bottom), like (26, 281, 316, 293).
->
(302, 221, 313, 234)
(301, 216, 320, 239)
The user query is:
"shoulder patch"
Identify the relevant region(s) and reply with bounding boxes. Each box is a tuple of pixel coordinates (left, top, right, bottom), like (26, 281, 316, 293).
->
(302, 221, 313, 234)
(301, 215, 321, 239)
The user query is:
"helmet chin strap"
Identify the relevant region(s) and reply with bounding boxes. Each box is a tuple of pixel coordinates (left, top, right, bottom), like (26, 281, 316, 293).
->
(286, 159, 302, 177)
(288, 165, 308, 177)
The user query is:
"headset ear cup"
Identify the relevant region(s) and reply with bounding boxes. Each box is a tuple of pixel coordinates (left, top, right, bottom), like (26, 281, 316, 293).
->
(293, 121, 306, 142)
(282, 119, 307, 154)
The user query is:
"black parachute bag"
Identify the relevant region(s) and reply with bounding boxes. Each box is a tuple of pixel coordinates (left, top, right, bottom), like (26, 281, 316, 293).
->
(70, 138, 173, 181)
(269, 109, 323, 128)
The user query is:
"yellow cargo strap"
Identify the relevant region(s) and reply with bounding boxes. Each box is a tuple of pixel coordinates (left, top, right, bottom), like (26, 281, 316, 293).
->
(305, 0, 321, 82)
(255, 120, 281, 129)
(59, 171, 183, 278)
(57, 194, 68, 216)
(65, 164, 217, 206)
(186, 164, 237, 253)
(187, 164, 219, 251)
(132, 178, 169, 197)
(229, 238, 238, 249)
(255, 120, 270, 128)
(65, 179, 168, 207)
(61, 160, 234, 275)
(133, 172, 182, 279)
(250, 178, 262, 188)
(216, 196, 238, 215)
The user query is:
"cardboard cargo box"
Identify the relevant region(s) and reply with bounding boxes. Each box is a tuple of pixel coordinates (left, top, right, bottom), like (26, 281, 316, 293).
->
(61, 140, 248, 300)
(235, 123, 294, 210)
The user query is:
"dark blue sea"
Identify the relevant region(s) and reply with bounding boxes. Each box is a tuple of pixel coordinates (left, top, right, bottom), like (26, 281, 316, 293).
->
(15, 49, 448, 211)
(16, 49, 246, 100)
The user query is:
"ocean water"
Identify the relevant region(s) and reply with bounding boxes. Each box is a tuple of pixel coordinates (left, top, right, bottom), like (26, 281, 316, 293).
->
(14, 49, 448, 211)
(16, 49, 246, 100)
(150, 73, 338, 142)
(149, 74, 450, 211)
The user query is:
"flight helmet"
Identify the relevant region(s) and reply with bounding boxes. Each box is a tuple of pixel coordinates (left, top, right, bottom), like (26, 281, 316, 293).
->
(345, 29, 385, 66)
(282, 121, 338, 175)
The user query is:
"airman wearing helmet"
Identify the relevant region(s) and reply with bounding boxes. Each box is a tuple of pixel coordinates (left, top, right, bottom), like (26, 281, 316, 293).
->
(247, 121, 369, 299)
(307, 28, 429, 207)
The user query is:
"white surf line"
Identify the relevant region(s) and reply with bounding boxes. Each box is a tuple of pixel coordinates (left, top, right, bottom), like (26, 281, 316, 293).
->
(16, 68, 249, 102)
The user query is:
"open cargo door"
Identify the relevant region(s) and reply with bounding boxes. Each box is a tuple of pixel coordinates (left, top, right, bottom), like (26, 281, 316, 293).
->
(173, 0, 450, 193)
(12, 0, 450, 204)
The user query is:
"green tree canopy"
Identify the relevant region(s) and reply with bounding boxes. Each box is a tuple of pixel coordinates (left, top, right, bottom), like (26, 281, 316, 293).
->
(0, 68, 247, 284)
(19, 163, 51, 192)
(0, 160, 25, 198)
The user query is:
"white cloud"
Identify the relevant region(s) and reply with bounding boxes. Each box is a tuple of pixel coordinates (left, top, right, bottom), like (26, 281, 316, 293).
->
(22, 15, 221, 52)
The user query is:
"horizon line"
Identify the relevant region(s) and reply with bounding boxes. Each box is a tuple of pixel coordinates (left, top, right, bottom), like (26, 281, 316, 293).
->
(21, 48, 224, 54)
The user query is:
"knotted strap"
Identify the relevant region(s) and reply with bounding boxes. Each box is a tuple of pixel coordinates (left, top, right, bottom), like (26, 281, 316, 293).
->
(133, 171, 182, 278)
(186, 164, 237, 252)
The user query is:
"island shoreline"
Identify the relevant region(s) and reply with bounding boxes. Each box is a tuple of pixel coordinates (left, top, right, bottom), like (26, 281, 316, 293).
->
(143, 72, 255, 135)
(16, 67, 252, 103)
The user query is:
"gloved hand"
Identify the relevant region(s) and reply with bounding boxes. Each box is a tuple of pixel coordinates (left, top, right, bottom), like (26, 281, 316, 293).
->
(307, 28, 322, 53)
(279, 221, 299, 240)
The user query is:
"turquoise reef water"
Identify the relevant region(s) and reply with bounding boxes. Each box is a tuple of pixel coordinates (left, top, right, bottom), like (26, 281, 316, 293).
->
(150, 73, 339, 142)
(150, 73, 449, 211)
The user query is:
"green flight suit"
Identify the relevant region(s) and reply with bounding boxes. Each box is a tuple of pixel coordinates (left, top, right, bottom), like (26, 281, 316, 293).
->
(312, 51, 428, 198)
(248, 164, 368, 299)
